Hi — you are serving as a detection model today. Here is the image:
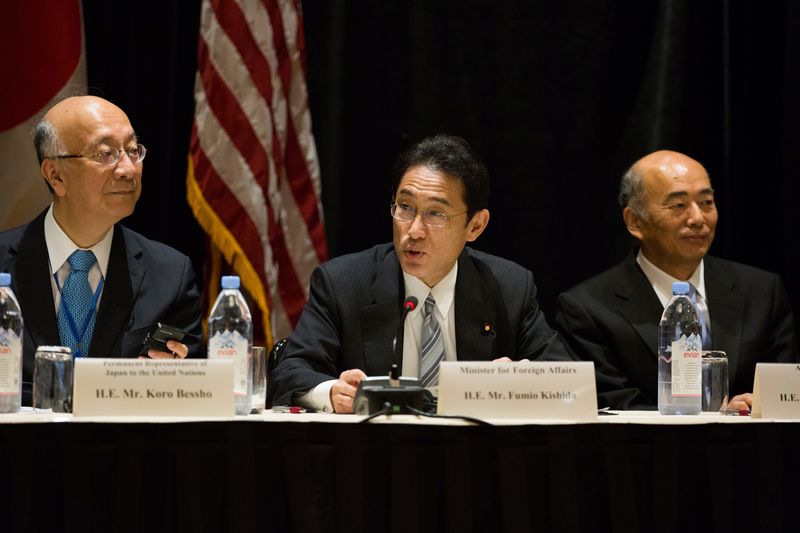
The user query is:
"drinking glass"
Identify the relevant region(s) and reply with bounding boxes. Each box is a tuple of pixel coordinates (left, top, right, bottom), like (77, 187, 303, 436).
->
(33, 346, 73, 413)
(250, 346, 267, 414)
(701, 350, 728, 412)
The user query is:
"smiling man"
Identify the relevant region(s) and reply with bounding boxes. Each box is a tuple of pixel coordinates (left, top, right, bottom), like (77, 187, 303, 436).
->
(269, 134, 570, 413)
(555, 150, 798, 411)
(0, 96, 203, 404)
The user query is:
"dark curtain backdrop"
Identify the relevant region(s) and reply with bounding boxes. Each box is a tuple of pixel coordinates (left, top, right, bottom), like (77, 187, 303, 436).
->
(82, 0, 800, 335)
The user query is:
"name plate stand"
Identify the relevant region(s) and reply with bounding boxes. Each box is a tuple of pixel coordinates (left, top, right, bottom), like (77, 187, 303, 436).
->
(437, 361, 597, 420)
(73, 359, 234, 417)
(752, 363, 800, 419)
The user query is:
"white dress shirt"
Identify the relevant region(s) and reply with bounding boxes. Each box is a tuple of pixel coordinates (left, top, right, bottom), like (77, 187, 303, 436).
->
(636, 250, 711, 329)
(44, 204, 113, 312)
(400, 262, 458, 377)
(298, 262, 460, 413)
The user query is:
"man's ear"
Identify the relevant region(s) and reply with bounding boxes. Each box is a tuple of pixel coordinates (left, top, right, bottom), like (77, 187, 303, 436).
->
(41, 159, 66, 196)
(622, 206, 644, 241)
(466, 209, 490, 242)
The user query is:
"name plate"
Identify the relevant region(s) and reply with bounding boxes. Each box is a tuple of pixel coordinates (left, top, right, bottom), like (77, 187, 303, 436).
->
(437, 361, 597, 420)
(752, 363, 800, 419)
(73, 359, 234, 417)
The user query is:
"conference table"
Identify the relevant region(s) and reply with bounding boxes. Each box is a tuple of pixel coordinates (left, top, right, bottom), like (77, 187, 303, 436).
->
(1, 409, 797, 533)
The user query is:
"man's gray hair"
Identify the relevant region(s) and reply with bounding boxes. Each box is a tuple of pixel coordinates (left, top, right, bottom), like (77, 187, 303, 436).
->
(618, 164, 648, 220)
(32, 118, 64, 164)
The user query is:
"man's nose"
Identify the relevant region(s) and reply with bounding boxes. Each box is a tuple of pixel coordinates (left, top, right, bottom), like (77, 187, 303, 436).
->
(686, 202, 705, 227)
(407, 214, 428, 238)
(115, 153, 137, 178)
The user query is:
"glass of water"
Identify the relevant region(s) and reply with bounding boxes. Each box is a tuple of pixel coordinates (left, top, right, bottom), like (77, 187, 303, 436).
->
(702, 350, 728, 412)
(250, 346, 267, 414)
(33, 346, 73, 413)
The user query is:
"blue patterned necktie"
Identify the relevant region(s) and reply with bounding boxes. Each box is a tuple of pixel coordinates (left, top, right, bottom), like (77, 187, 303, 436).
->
(57, 250, 99, 357)
(689, 283, 713, 350)
(419, 294, 446, 390)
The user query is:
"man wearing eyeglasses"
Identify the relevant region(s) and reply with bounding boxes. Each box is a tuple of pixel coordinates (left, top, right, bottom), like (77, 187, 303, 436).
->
(269, 134, 571, 413)
(0, 96, 203, 404)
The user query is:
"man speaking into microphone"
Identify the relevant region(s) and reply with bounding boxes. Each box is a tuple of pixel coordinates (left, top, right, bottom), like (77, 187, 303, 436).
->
(268, 135, 571, 413)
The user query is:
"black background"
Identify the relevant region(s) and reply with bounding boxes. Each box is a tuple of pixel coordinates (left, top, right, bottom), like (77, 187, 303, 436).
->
(82, 0, 800, 333)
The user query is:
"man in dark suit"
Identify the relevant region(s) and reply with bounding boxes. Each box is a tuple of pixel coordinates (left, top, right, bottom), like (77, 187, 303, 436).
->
(0, 96, 202, 404)
(269, 135, 570, 412)
(555, 150, 797, 410)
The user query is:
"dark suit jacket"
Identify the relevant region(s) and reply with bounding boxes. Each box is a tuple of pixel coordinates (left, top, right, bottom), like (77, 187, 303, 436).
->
(268, 243, 571, 406)
(554, 251, 798, 409)
(0, 210, 204, 404)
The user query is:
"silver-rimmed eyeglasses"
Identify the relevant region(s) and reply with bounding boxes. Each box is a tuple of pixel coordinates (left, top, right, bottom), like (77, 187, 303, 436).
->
(54, 143, 147, 167)
(390, 203, 467, 228)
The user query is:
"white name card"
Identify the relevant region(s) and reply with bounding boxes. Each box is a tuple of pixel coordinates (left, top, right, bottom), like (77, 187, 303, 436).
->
(751, 363, 800, 419)
(437, 361, 597, 420)
(73, 359, 234, 417)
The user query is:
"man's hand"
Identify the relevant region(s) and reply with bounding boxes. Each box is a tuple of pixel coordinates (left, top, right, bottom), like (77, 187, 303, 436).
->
(146, 340, 189, 359)
(727, 392, 753, 412)
(492, 357, 530, 363)
(330, 369, 367, 413)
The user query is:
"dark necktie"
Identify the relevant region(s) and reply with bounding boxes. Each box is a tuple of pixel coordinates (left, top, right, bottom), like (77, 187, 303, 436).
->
(57, 250, 99, 357)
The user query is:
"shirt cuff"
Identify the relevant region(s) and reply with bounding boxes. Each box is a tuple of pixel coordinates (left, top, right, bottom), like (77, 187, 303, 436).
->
(296, 379, 336, 413)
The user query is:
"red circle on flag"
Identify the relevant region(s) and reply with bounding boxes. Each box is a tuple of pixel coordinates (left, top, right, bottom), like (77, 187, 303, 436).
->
(0, 1, 83, 131)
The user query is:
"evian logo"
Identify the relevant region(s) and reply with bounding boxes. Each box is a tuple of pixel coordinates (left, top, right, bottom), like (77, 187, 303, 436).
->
(209, 330, 247, 359)
(0, 327, 20, 351)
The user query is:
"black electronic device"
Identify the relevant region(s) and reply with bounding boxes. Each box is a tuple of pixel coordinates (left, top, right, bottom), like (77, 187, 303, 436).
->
(353, 365, 428, 415)
(141, 322, 186, 355)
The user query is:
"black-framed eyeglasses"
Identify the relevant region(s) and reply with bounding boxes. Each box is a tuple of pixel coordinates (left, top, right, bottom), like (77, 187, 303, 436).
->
(54, 143, 147, 167)
(390, 203, 467, 229)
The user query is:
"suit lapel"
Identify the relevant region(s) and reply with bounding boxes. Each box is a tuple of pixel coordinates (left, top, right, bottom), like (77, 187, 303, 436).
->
(704, 257, 744, 382)
(89, 227, 140, 356)
(13, 212, 60, 348)
(617, 253, 663, 359)
(359, 248, 403, 376)
(454, 251, 496, 361)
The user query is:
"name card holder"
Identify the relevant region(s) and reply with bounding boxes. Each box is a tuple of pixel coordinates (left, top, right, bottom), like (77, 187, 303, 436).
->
(437, 361, 597, 420)
(752, 363, 800, 419)
(73, 359, 234, 417)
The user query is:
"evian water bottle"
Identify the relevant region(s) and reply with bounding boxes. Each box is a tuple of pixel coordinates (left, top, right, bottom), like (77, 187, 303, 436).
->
(207, 276, 252, 415)
(657, 281, 702, 415)
(0, 273, 23, 413)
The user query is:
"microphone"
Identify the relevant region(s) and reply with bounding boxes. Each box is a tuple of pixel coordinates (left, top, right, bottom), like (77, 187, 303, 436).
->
(393, 296, 418, 360)
(353, 296, 426, 415)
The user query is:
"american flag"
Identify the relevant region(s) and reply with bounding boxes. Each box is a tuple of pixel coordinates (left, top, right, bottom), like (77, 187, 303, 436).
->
(187, 0, 327, 345)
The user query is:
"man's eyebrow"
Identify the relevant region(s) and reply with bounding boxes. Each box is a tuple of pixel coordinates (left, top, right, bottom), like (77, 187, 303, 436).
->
(396, 188, 451, 206)
(88, 133, 138, 149)
(664, 191, 689, 202)
(664, 187, 715, 201)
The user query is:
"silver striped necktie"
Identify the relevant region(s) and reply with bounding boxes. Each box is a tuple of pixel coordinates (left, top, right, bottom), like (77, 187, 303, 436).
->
(419, 293, 446, 389)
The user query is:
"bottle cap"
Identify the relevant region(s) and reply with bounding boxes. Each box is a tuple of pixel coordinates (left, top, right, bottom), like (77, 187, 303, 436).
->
(0, 272, 10, 287)
(671, 281, 690, 295)
(221, 275, 240, 290)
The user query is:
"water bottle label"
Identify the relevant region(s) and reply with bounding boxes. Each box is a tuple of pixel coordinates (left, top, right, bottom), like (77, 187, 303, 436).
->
(671, 336, 702, 397)
(208, 330, 249, 396)
(0, 328, 21, 395)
